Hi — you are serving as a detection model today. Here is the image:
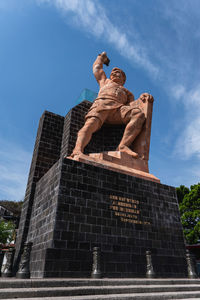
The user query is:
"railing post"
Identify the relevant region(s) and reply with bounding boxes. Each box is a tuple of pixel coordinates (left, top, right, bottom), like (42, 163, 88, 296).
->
(91, 247, 102, 279)
(1, 247, 15, 277)
(146, 250, 155, 278)
(0, 249, 4, 276)
(16, 242, 33, 279)
(186, 249, 197, 279)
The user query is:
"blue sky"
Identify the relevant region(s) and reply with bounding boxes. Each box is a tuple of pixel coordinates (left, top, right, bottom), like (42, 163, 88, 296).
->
(0, 0, 200, 200)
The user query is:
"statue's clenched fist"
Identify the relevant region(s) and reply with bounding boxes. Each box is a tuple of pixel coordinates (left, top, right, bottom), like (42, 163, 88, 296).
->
(99, 51, 110, 66)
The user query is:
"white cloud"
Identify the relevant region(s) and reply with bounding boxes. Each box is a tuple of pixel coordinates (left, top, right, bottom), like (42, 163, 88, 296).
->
(173, 85, 200, 159)
(37, 0, 159, 76)
(186, 86, 200, 107)
(176, 117, 200, 159)
(0, 138, 31, 201)
(159, 1, 200, 162)
(171, 85, 186, 101)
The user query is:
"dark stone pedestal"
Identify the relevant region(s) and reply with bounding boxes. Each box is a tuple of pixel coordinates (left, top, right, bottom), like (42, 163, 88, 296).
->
(26, 158, 186, 278)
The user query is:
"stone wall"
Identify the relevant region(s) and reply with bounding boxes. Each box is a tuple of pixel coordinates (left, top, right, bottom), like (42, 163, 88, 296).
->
(27, 160, 61, 278)
(28, 158, 187, 278)
(14, 111, 64, 272)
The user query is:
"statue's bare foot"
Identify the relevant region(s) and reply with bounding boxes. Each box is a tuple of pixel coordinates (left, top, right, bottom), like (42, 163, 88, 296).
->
(70, 150, 83, 158)
(117, 145, 139, 158)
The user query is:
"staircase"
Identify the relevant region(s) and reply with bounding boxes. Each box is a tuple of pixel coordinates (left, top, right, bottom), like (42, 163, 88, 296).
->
(0, 278, 200, 299)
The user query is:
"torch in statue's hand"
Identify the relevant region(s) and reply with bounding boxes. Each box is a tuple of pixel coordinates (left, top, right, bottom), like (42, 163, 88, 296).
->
(99, 51, 110, 66)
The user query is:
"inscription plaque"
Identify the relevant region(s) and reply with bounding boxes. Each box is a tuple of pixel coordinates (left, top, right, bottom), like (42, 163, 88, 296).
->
(110, 195, 151, 225)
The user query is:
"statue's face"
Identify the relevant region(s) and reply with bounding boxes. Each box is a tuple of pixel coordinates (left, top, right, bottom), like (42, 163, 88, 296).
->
(110, 68, 125, 85)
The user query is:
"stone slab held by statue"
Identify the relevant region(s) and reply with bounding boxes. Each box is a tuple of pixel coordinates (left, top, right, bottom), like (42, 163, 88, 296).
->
(69, 52, 159, 182)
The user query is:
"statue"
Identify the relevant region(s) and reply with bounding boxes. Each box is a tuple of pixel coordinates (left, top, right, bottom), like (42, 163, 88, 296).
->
(71, 52, 153, 160)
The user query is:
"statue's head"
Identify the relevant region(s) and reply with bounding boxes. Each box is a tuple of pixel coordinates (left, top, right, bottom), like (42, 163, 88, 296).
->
(110, 67, 126, 85)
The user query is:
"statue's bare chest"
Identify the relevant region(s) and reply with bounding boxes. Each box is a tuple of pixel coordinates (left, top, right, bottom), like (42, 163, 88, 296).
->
(99, 82, 127, 103)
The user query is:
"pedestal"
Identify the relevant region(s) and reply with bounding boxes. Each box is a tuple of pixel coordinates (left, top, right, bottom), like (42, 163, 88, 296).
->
(26, 158, 186, 278)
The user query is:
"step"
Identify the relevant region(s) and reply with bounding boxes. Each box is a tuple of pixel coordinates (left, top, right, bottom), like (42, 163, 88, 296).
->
(0, 285, 200, 299)
(0, 278, 200, 289)
(3, 291, 200, 299)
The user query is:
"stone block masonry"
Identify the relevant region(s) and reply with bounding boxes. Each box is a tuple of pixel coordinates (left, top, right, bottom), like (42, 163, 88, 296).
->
(14, 111, 64, 272)
(27, 158, 186, 278)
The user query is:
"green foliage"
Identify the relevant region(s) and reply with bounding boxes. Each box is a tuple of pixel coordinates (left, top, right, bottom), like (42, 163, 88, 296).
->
(176, 185, 189, 204)
(179, 183, 200, 244)
(0, 220, 15, 244)
(0, 200, 23, 216)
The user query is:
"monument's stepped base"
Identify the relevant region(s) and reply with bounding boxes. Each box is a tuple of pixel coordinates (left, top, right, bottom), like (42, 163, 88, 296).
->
(0, 278, 200, 299)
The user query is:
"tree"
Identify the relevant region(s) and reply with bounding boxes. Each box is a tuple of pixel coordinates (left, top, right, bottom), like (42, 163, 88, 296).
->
(178, 183, 200, 244)
(0, 220, 15, 245)
(176, 185, 189, 204)
(0, 200, 23, 216)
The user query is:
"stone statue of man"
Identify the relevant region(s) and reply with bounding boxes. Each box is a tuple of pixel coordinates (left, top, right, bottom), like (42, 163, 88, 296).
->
(72, 52, 152, 158)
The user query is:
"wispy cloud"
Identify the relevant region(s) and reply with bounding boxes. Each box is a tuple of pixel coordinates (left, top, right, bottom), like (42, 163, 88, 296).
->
(176, 116, 200, 159)
(37, 0, 159, 76)
(156, 1, 200, 162)
(173, 84, 200, 159)
(0, 138, 31, 200)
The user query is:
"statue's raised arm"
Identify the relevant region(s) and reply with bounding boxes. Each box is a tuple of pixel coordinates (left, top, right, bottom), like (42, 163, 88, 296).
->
(93, 52, 110, 86)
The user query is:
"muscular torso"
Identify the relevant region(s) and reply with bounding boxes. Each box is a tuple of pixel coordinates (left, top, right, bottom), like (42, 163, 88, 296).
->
(96, 79, 129, 105)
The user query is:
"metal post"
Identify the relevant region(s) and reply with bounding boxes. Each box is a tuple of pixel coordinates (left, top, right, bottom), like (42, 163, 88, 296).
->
(0, 250, 4, 276)
(1, 247, 15, 277)
(91, 247, 102, 278)
(186, 249, 197, 279)
(146, 250, 155, 278)
(16, 242, 33, 279)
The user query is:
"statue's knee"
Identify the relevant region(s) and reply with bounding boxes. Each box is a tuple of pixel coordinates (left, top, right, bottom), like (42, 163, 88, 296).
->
(135, 112, 145, 129)
(130, 109, 144, 118)
(139, 112, 145, 121)
(130, 111, 145, 121)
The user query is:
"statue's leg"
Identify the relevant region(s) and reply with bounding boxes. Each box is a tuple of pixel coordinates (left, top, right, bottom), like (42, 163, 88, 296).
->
(71, 117, 102, 157)
(117, 111, 145, 158)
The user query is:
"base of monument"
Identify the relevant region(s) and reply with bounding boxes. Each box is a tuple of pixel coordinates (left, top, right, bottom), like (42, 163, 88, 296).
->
(26, 158, 186, 278)
(68, 151, 160, 183)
